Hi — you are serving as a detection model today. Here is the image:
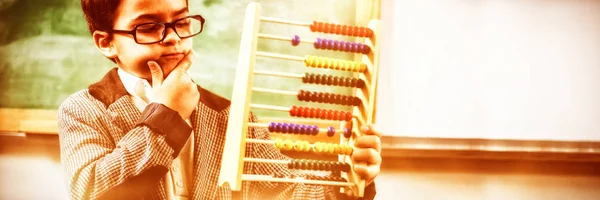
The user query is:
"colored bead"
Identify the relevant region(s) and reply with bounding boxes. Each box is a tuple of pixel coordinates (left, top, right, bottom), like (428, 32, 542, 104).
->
(297, 125, 305, 135)
(345, 112, 352, 121)
(344, 128, 352, 138)
(310, 23, 316, 32)
(284, 140, 294, 151)
(362, 45, 371, 54)
(268, 122, 275, 132)
(333, 144, 340, 154)
(289, 106, 297, 117)
(282, 123, 289, 133)
(327, 126, 335, 137)
(292, 35, 300, 46)
(275, 123, 282, 132)
(274, 138, 283, 149)
(343, 163, 351, 172)
(328, 144, 335, 154)
(294, 140, 304, 151)
(313, 125, 319, 135)
(319, 109, 328, 119)
(304, 141, 311, 152)
(314, 142, 322, 153)
(357, 79, 365, 88)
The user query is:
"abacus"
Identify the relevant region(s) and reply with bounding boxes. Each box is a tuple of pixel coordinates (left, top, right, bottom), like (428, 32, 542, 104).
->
(218, 2, 379, 197)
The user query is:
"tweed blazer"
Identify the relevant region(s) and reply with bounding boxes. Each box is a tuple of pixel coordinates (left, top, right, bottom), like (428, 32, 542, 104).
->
(57, 68, 375, 200)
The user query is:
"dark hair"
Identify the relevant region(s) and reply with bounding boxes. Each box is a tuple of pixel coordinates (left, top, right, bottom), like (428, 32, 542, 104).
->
(80, 0, 188, 63)
(81, 0, 122, 35)
(80, 0, 189, 35)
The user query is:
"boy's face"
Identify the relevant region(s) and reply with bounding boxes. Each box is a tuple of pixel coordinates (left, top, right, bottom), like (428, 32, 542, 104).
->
(110, 0, 192, 81)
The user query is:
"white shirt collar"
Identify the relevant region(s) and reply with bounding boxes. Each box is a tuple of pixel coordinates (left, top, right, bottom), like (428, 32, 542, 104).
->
(117, 68, 154, 103)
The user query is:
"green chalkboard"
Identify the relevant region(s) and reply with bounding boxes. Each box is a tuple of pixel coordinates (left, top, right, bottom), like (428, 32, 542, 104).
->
(0, 0, 358, 118)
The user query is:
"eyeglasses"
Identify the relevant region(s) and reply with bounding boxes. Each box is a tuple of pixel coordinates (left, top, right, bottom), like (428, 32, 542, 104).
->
(109, 15, 205, 44)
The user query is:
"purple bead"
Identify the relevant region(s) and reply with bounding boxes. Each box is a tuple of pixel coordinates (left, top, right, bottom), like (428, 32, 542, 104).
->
(327, 126, 335, 137)
(268, 122, 276, 132)
(312, 125, 319, 135)
(282, 123, 289, 133)
(276, 123, 283, 132)
(344, 128, 352, 138)
(292, 35, 300, 46)
(350, 44, 357, 52)
(291, 124, 299, 134)
(327, 40, 334, 50)
(340, 42, 348, 51)
(362, 45, 371, 54)
(314, 38, 321, 49)
(302, 125, 309, 135)
(357, 44, 364, 53)
(333, 41, 340, 51)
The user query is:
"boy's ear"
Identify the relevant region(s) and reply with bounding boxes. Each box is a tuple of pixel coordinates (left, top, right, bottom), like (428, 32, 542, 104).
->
(92, 31, 117, 59)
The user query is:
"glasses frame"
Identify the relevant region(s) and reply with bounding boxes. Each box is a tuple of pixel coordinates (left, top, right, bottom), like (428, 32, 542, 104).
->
(109, 15, 205, 44)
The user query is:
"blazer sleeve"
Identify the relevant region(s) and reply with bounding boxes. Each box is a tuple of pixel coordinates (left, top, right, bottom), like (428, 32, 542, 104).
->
(242, 113, 377, 200)
(57, 94, 192, 200)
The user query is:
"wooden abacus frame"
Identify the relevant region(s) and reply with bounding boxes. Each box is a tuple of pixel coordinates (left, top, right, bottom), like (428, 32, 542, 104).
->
(217, 2, 380, 197)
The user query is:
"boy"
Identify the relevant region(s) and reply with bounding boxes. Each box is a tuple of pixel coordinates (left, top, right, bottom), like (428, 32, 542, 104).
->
(57, 0, 382, 199)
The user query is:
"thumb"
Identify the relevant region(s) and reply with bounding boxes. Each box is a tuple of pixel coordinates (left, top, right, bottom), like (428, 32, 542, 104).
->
(147, 61, 163, 88)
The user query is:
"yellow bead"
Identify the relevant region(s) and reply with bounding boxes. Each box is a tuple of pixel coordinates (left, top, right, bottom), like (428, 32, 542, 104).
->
(294, 140, 304, 151)
(274, 139, 283, 150)
(284, 140, 294, 151)
(322, 143, 329, 153)
(333, 144, 340, 154)
(346, 145, 353, 155)
(304, 141, 311, 152)
(344, 145, 352, 155)
(314, 142, 322, 153)
(359, 63, 367, 72)
(328, 144, 335, 154)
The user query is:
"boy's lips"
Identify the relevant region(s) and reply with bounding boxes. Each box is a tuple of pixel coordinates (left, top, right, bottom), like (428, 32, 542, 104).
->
(161, 53, 184, 59)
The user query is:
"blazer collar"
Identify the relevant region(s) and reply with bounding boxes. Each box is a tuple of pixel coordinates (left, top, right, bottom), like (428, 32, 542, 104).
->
(89, 67, 231, 112)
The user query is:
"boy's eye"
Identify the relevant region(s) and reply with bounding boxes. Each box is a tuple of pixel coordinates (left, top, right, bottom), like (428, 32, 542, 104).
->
(175, 19, 191, 28)
(136, 24, 162, 33)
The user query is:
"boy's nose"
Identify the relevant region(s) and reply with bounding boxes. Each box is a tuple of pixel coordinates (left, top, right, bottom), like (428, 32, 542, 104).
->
(161, 27, 181, 45)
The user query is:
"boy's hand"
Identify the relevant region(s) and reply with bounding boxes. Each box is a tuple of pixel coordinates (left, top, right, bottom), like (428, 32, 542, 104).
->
(147, 51, 199, 120)
(351, 124, 382, 186)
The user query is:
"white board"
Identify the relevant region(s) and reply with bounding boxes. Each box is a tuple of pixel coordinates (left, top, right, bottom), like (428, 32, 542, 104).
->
(377, 0, 600, 141)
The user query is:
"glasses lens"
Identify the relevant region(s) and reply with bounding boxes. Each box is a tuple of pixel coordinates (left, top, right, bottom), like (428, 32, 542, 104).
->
(135, 23, 165, 43)
(174, 16, 203, 37)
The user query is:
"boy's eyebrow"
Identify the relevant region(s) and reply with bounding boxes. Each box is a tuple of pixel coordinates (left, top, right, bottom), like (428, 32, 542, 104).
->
(131, 7, 189, 23)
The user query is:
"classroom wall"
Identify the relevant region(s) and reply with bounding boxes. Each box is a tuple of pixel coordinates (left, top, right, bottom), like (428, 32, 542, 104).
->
(2, 136, 600, 200)
(377, 0, 600, 140)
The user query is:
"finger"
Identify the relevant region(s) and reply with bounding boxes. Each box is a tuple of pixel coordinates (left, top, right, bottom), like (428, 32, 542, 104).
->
(175, 51, 194, 75)
(147, 61, 163, 88)
(361, 124, 382, 137)
(351, 148, 381, 165)
(353, 163, 380, 181)
(354, 135, 381, 152)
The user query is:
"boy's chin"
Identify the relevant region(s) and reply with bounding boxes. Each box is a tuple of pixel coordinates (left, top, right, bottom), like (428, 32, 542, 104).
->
(157, 61, 179, 78)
